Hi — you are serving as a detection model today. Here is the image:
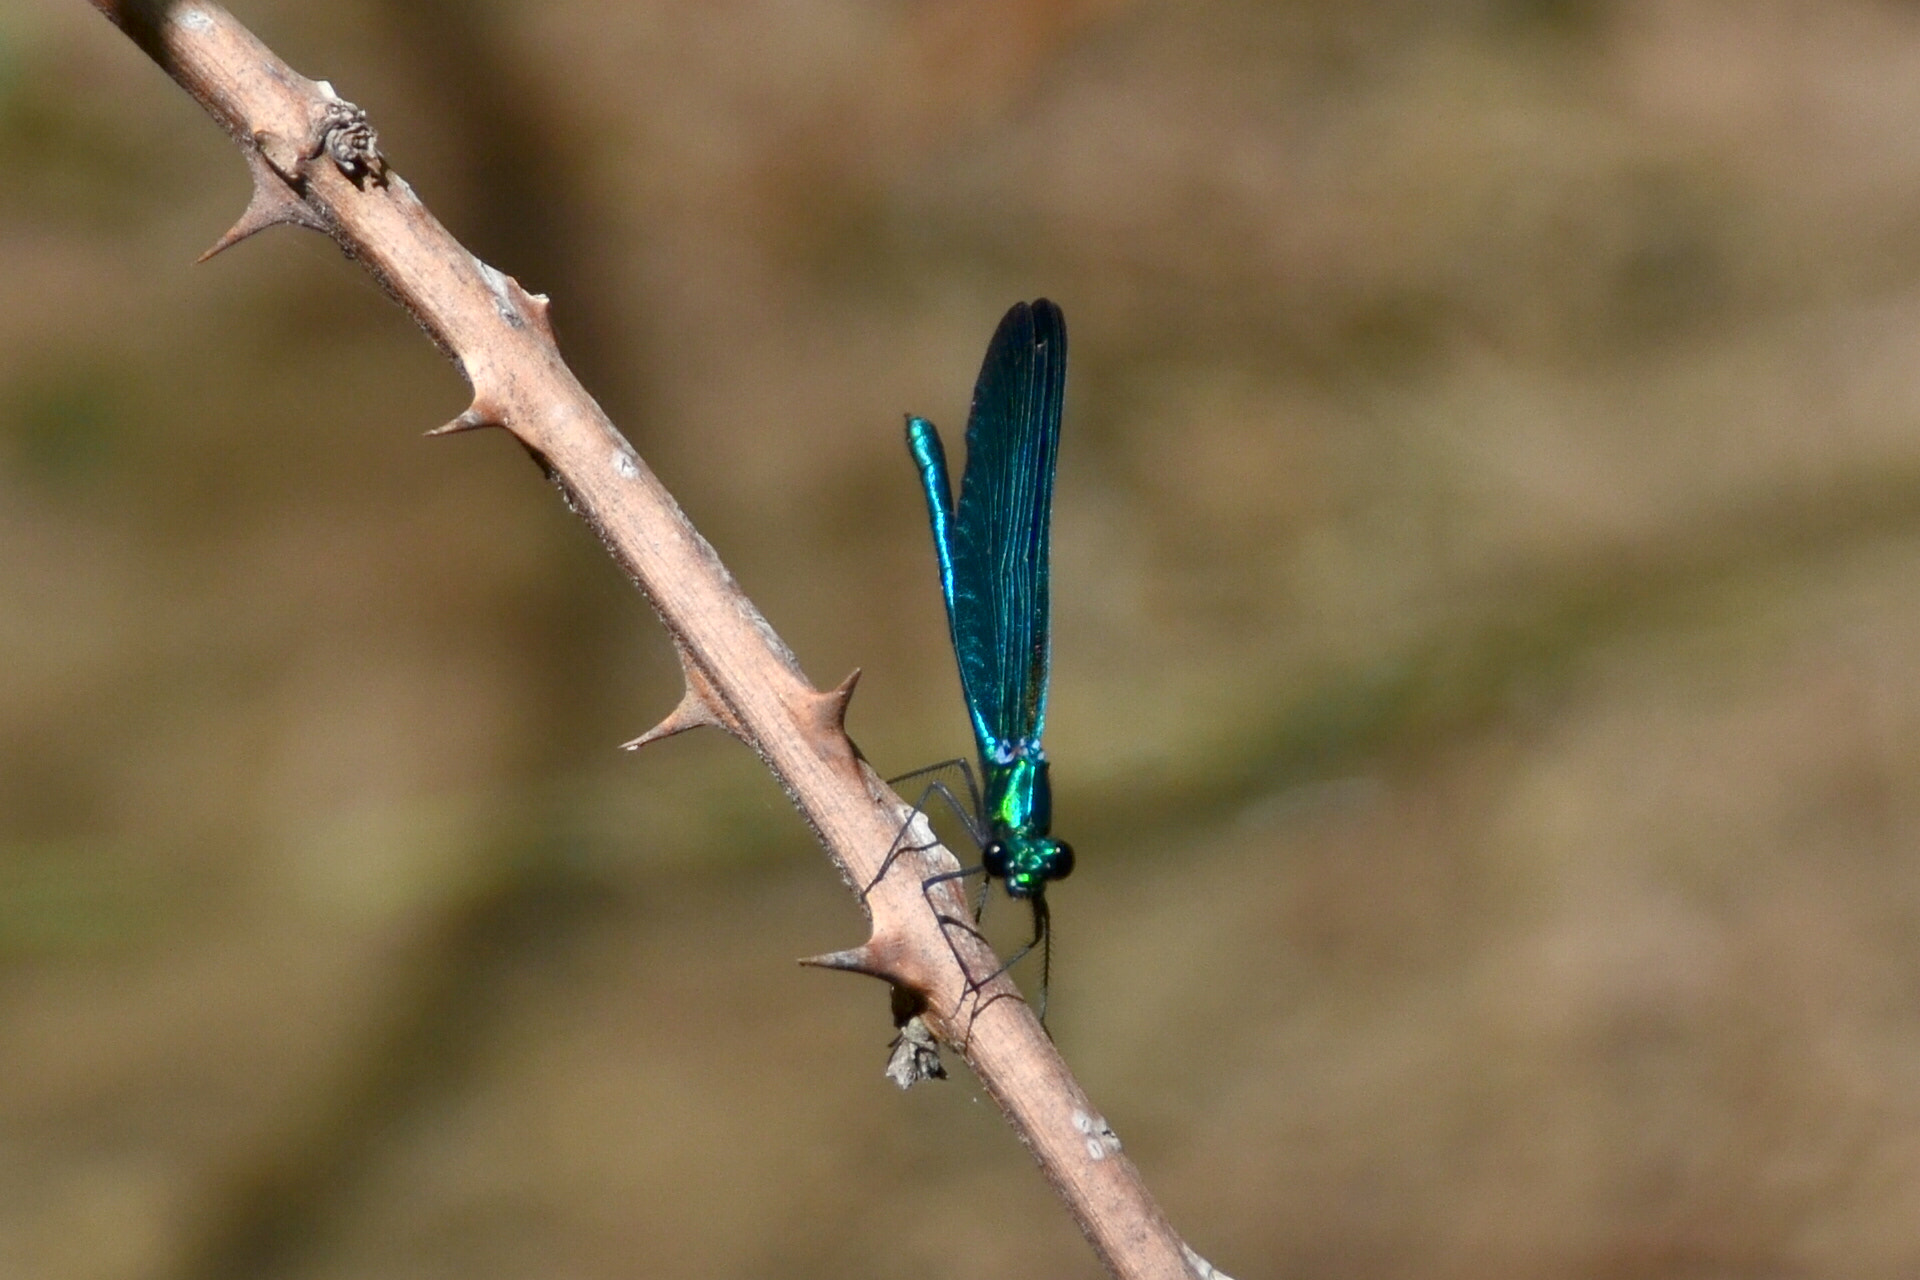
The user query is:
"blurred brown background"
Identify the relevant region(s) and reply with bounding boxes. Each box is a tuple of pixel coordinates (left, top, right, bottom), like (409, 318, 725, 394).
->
(7, 0, 1920, 1276)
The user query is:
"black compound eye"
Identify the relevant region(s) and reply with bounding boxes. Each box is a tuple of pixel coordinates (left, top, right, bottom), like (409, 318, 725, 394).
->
(982, 841, 1010, 879)
(1051, 840, 1075, 880)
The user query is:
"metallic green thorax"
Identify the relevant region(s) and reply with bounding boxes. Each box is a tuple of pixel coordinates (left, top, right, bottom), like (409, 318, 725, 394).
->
(981, 756, 1069, 900)
(906, 299, 1074, 904)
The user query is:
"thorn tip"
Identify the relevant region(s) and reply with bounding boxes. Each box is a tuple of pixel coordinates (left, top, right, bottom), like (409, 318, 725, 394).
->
(425, 404, 501, 437)
(804, 668, 861, 737)
(798, 946, 882, 976)
(621, 685, 724, 751)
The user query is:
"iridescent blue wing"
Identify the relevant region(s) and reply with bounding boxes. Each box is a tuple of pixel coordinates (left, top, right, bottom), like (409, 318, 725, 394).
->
(949, 299, 1067, 760)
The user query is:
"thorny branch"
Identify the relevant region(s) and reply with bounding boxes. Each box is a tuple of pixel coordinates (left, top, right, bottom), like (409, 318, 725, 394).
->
(83, 3, 1227, 1277)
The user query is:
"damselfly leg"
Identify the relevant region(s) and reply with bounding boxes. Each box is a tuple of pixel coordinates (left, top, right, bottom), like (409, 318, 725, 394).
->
(862, 758, 984, 904)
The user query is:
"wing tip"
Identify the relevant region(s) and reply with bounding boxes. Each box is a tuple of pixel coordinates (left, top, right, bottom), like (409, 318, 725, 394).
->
(1025, 298, 1066, 364)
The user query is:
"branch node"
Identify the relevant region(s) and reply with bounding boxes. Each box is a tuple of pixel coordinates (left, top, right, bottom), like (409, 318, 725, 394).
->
(306, 82, 388, 188)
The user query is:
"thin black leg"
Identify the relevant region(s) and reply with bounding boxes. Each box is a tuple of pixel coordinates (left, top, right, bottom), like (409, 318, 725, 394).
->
(1035, 895, 1053, 1029)
(886, 757, 983, 823)
(863, 765, 988, 904)
(942, 891, 1053, 1030)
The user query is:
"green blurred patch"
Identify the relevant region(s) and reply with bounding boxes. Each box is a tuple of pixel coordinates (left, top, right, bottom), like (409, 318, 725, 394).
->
(0, 20, 191, 224)
(0, 18, 20, 109)
(0, 838, 158, 958)
(6, 360, 128, 492)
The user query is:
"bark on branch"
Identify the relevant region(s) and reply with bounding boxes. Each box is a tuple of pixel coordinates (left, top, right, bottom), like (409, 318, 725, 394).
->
(83, 3, 1224, 1277)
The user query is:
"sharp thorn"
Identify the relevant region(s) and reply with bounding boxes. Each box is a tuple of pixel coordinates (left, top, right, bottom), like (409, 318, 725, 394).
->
(620, 684, 724, 751)
(797, 946, 883, 976)
(623, 644, 746, 751)
(517, 285, 557, 343)
(198, 151, 323, 263)
(424, 404, 502, 437)
(805, 667, 861, 736)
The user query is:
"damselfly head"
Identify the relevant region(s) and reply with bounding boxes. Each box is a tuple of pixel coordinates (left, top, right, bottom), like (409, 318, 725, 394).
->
(986, 834, 1074, 898)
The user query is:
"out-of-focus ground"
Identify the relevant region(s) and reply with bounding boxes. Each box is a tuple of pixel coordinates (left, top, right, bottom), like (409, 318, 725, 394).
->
(7, 1, 1920, 1276)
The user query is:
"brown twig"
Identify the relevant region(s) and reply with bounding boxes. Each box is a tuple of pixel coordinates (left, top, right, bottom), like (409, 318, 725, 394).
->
(83, 3, 1223, 1277)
